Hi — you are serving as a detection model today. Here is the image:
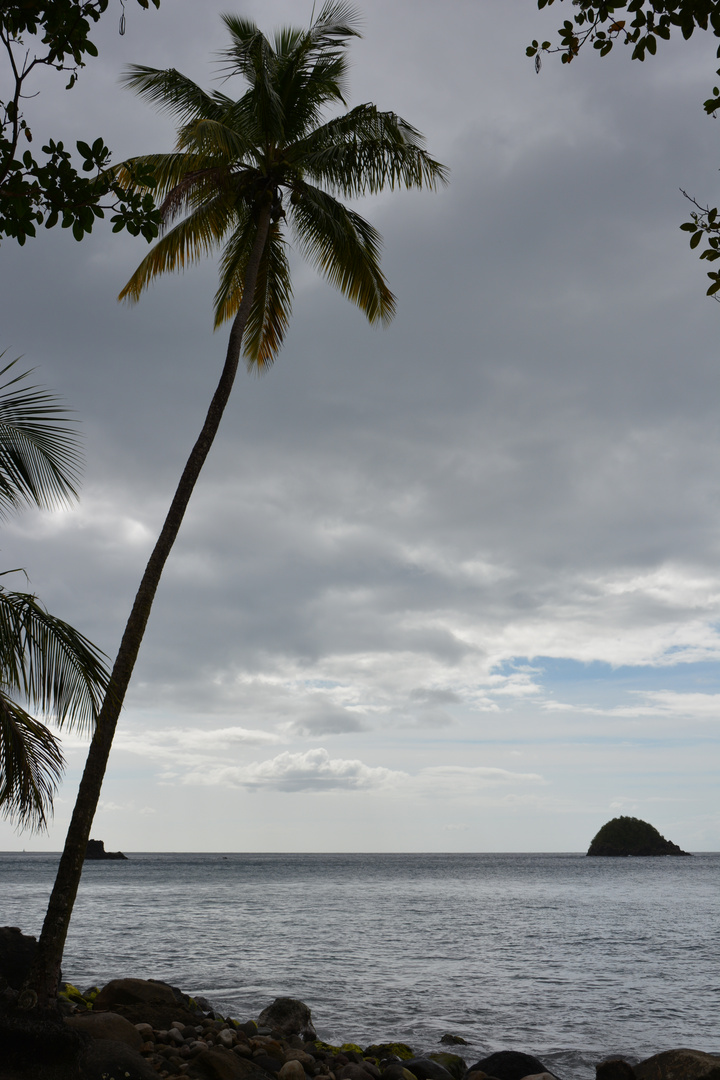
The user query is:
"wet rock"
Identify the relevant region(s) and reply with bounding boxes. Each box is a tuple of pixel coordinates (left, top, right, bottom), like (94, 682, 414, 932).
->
(406, 1058, 455, 1080)
(465, 1052, 558, 1080)
(381, 1066, 419, 1080)
(428, 1053, 467, 1080)
(65, 1009, 143, 1048)
(634, 1048, 720, 1080)
(0, 1003, 87, 1080)
(0, 927, 37, 991)
(93, 976, 199, 1028)
(258, 998, 317, 1041)
(441, 1036, 469, 1047)
(366, 1044, 415, 1062)
(596, 1061, 637, 1080)
(190, 1048, 279, 1080)
(279, 1060, 309, 1080)
(77, 1037, 159, 1079)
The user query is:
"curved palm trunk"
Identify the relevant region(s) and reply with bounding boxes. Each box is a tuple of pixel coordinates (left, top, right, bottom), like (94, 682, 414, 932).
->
(25, 204, 272, 1008)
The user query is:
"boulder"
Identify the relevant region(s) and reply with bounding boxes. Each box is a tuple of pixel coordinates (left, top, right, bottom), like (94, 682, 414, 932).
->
(278, 1061, 307, 1080)
(190, 1048, 279, 1080)
(406, 1058, 455, 1080)
(0, 1003, 88, 1080)
(0, 927, 37, 991)
(381, 1067, 419, 1080)
(65, 1009, 143, 1049)
(85, 838, 128, 860)
(587, 817, 690, 857)
(257, 998, 317, 1041)
(76, 1038, 158, 1080)
(596, 1061, 637, 1079)
(465, 1052, 558, 1080)
(366, 1043, 415, 1061)
(634, 1049, 720, 1080)
(441, 1036, 469, 1046)
(428, 1053, 467, 1080)
(93, 976, 199, 1028)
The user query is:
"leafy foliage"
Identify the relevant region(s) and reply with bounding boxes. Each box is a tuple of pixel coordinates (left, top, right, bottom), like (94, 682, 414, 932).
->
(114, 1, 448, 369)
(528, 1, 720, 72)
(0, 0, 162, 244)
(529, 1, 720, 297)
(0, 358, 110, 830)
(0, 356, 81, 516)
(0, 588, 109, 830)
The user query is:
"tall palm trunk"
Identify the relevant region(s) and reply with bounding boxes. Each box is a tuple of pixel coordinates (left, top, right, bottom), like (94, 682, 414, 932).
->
(24, 204, 272, 1008)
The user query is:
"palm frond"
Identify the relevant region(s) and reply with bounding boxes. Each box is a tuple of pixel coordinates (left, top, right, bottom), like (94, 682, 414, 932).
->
(289, 104, 450, 195)
(0, 695, 64, 832)
(241, 223, 293, 370)
(0, 357, 81, 517)
(288, 182, 395, 324)
(120, 65, 230, 125)
(0, 588, 110, 735)
(119, 194, 235, 303)
(212, 207, 260, 327)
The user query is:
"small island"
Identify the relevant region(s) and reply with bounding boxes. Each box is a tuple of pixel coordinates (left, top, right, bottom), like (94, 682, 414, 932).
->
(85, 839, 128, 861)
(587, 816, 690, 857)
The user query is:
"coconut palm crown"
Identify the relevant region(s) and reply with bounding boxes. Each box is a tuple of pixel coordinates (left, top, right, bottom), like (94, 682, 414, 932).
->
(116, 2, 447, 362)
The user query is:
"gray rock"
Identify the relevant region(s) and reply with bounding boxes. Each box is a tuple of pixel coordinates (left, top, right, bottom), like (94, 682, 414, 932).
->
(441, 1036, 469, 1047)
(406, 1058, 455, 1080)
(65, 1009, 143, 1049)
(634, 1048, 720, 1080)
(0, 926, 37, 990)
(257, 997, 317, 1041)
(465, 1052, 559, 1080)
(596, 1061, 636, 1080)
(77, 1038, 158, 1080)
(428, 1053, 467, 1080)
(93, 976, 199, 1028)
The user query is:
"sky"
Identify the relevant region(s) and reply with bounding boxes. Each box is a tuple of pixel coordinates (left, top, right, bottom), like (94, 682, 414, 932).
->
(2, 0, 720, 852)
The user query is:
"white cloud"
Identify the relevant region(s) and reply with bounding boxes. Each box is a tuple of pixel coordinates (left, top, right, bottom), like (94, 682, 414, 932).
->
(183, 748, 408, 792)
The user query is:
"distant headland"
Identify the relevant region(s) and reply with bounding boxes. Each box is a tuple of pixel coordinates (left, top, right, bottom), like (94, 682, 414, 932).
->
(587, 816, 690, 857)
(84, 839, 127, 861)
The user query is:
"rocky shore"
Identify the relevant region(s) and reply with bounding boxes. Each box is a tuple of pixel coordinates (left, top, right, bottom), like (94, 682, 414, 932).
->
(2, 974, 720, 1080)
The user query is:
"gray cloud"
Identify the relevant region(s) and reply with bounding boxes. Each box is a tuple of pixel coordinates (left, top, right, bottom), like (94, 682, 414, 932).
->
(3, 1, 720, 849)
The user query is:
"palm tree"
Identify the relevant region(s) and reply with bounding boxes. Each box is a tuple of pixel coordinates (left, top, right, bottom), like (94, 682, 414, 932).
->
(0, 357, 110, 830)
(25, 1, 447, 1006)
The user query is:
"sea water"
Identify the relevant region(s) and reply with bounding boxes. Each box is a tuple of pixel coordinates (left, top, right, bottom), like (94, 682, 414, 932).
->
(1, 851, 718, 1080)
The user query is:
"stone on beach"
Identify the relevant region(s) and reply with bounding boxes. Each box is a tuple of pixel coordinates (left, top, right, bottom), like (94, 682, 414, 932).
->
(0, 925, 38, 990)
(257, 997, 318, 1041)
(92, 976, 200, 1027)
(65, 1008, 144, 1048)
(634, 1048, 720, 1080)
(466, 1051, 558, 1080)
(405, 1056, 456, 1080)
(596, 1060, 637, 1079)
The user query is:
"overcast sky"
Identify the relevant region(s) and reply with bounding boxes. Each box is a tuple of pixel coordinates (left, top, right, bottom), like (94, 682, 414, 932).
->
(2, 0, 720, 852)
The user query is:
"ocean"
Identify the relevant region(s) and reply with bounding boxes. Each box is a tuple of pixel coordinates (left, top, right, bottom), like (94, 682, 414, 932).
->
(1, 851, 718, 1080)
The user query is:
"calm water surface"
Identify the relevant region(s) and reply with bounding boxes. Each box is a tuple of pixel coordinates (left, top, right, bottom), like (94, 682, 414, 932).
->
(1, 852, 718, 1080)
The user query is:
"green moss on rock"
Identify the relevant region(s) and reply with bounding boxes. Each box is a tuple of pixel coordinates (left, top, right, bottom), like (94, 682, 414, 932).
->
(587, 816, 690, 857)
(364, 1043, 415, 1061)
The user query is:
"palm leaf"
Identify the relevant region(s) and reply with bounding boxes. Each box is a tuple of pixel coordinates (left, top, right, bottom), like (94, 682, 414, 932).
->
(241, 223, 293, 370)
(0, 589, 110, 734)
(119, 192, 236, 302)
(290, 104, 450, 195)
(289, 181, 395, 324)
(0, 357, 81, 517)
(0, 695, 63, 831)
(119, 66, 230, 125)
